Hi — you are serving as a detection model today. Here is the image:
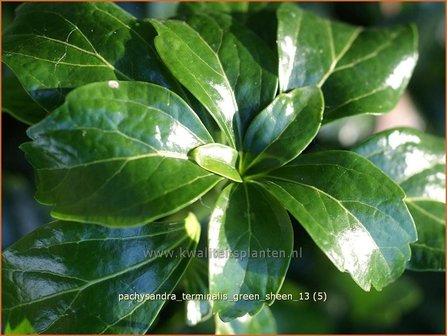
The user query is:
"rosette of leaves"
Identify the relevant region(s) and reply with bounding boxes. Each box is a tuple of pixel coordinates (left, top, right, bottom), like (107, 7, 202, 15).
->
(3, 2, 445, 334)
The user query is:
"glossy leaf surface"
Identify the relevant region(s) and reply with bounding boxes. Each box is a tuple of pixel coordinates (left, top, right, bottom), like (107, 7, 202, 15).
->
(2, 215, 200, 334)
(242, 86, 323, 174)
(277, 3, 418, 123)
(209, 183, 293, 321)
(3, 2, 180, 110)
(152, 19, 238, 147)
(277, 3, 360, 91)
(355, 128, 445, 270)
(215, 307, 277, 334)
(21, 81, 221, 227)
(184, 12, 278, 134)
(263, 151, 417, 291)
(177, 2, 280, 48)
(406, 201, 445, 270)
(3, 73, 48, 125)
(189, 143, 242, 183)
(322, 25, 417, 123)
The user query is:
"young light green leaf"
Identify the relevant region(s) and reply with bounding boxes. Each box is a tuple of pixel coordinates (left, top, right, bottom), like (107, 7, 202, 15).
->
(242, 86, 323, 175)
(184, 12, 278, 134)
(5, 319, 35, 335)
(215, 306, 277, 334)
(277, 4, 418, 123)
(354, 128, 445, 270)
(2, 72, 48, 125)
(21, 81, 221, 227)
(262, 150, 417, 291)
(152, 19, 238, 147)
(3, 2, 182, 111)
(189, 143, 242, 183)
(2, 214, 201, 334)
(209, 183, 293, 321)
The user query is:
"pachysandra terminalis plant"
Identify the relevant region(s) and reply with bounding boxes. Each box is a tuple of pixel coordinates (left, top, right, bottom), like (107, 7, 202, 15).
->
(2, 2, 445, 334)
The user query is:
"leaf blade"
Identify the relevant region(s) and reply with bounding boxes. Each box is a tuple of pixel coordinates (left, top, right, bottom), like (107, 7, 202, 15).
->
(189, 143, 242, 183)
(242, 86, 323, 174)
(354, 128, 446, 270)
(264, 150, 416, 291)
(3, 2, 181, 110)
(21, 81, 221, 227)
(2, 215, 200, 334)
(323, 25, 418, 123)
(184, 12, 278, 135)
(277, 3, 361, 91)
(2, 72, 48, 125)
(276, 3, 418, 123)
(152, 19, 238, 147)
(209, 183, 293, 320)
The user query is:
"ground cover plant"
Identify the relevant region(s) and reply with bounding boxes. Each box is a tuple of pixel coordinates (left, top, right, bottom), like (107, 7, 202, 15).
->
(2, 2, 445, 334)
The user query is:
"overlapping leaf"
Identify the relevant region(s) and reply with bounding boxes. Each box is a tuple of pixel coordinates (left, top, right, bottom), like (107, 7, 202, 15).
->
(355, 128, 445, 270)
(2, 215, 200, 334)
(209, 183, 293, 321)
(152, 19, 238, 147)
(183, 12, 278, 134)
(3, 2, 181, 111)
(189, 143, 242, 182)
(277, 3, 360, 91)
(177, 2, 280, 48)
(3, 2, 429, 332)
(242, 86, 323, 174)
(277, 3, 418, 123)
(2, 72, 48, 125)
(262, 150, 417, 291)
(152, 13, 278, 148)
(21, 81, 221, 227)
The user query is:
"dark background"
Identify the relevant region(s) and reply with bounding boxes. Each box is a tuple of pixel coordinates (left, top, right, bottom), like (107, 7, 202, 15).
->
(2, 2, 445, 334)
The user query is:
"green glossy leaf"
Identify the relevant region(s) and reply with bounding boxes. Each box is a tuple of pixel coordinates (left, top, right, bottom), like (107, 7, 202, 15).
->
(405, 201, 445, 270)
(189, 143, 242, 183)
(177, 2, 280, 48)
(2, 72, 48, 125)
(322, 25, 418, 123)
(2, 214, 201, 334)
(354, 128, 445, 200)
(184, 12, 278, 134)
(21, 81, 221, 227)
(209, 183, 293, 321)
(354, 128, 445, 270)
(277, 3, 418, 123)
(277, 3, 360, 91)
(263, 150, 417, 291)
(242, 86, 323, 175)
(152, 19, 238, 147)
(3, 2, 181, 110)
(215, 307, 277, 334)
